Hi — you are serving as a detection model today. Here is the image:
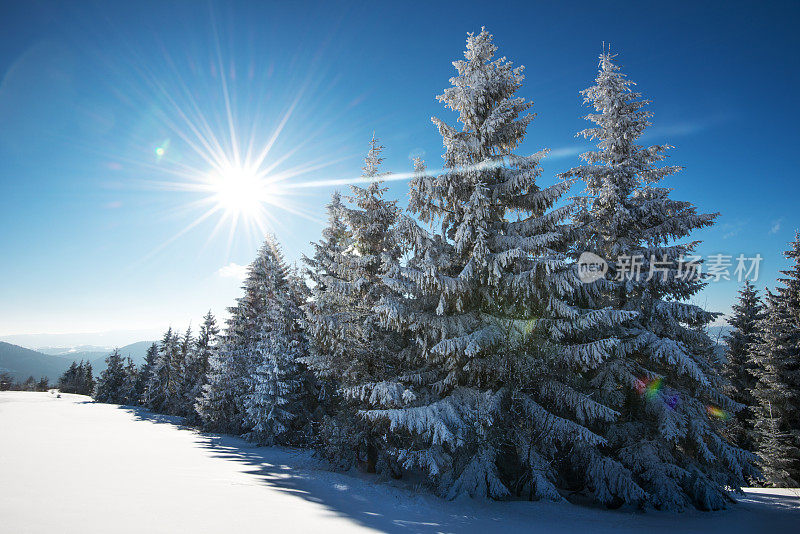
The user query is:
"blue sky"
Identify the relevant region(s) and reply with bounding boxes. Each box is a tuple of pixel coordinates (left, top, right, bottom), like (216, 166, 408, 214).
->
(1, 0, 798, 342)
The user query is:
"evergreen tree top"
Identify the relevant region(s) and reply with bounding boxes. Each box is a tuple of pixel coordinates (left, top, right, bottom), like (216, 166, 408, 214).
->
(245, 235, 290, 299)
(435, 27, 532, 155)
(776, 232, 800, 306)
(361, 133, 386, 178)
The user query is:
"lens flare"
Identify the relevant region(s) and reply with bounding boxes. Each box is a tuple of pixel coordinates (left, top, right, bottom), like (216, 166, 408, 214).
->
(634, 376, 680, 409)
(635, 376, 663, 399)
(645, 377, 663, 399)
(665, 393, 680, 410)
(706, 405, 731, 421)
(155, 139, 170, 161)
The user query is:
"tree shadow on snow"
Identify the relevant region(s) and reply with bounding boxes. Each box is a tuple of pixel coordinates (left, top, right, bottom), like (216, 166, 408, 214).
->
(114, 404, 188, 428)
(108, 404, 800, 534)
(110, 404, 486, 533)
(193, 432, 496, 534)
(739, 491, 800, 512)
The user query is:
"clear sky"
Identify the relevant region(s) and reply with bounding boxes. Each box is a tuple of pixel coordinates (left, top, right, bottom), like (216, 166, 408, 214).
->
(1, 0, 798, 343)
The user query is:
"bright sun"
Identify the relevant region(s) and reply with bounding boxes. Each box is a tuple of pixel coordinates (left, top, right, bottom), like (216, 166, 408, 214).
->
(207, 165, 270, 218)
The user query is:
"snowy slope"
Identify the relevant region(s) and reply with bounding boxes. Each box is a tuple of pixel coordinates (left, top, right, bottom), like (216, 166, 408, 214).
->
(0, 392, 798, 534)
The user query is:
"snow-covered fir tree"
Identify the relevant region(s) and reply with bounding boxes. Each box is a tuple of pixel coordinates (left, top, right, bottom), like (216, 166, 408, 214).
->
(84, 362, 95, 395)
(242, 237, 314, 445)
(561, 51, 757, 509)
(304, 137, 408, 472)
(372, 29, 632, 501)
(302, 192, 360, 464)
(172, 326, 194, 416)
(94, 349, 129, 404)
(198, 237, 314, 441)
(753, 394, 797, 487)
(303, 191, 352, 382)
(135, 343, 158, 404)
(751, 233, 800, 486)
(57, 360, 95, 395)
(196, 305, 249, 433)
(57, 361, 81, 394)
(722, 281, 765, 453)
(186, 311, 219, 423)
(122, 357, 139, 405)
(144, 328, 180, 414)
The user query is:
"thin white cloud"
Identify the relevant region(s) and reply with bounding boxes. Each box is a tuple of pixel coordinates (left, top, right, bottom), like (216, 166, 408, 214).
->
(645, 113, 735, 141)
(719, 219, 746, 240)
(545, 114, 734, 164)
(769, 219, 782, 235)
(216, 262, 248, 280)
(547, 146, 585, 160)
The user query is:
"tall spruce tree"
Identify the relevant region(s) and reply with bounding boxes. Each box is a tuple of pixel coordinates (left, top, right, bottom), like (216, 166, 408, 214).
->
(561, 51, 757, 509)
(751, 234, 800, 486)
(302, 192, 362, 465)
(198, 237, 314, 441)
(305, 137, 408, 472)
(722, 281, 764, 453)
(303, 192, 352, 382)
(242, 237, 314, 445)
(373, 29, 632, 501)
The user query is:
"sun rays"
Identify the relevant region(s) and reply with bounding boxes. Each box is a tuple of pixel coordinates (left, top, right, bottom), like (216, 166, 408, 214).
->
(122, 22, 349, 263)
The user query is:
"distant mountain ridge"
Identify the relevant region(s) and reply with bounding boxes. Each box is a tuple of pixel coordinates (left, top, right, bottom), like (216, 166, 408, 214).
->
(37, 345, 112, 356)
(0, 341, 156, 382)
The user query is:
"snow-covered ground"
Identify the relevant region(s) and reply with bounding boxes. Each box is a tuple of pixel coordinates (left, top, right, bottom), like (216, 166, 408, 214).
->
(1, 392, 798, 534)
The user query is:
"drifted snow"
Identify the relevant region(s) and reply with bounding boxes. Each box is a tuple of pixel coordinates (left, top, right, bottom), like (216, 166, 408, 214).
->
(1, 391, 798, 534)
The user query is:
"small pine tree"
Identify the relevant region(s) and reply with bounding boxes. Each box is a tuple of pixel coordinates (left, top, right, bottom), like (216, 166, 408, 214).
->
(197, 304, 249, 433)
(36, 377, 49, 391)
(144, 328, 180, 413)
(22, 376, 37, 391)
(187, 311, 219, 424)
(0, 372, 15, 391)
(57, 361, 80, 393)
(57, 361, 94, 395)
(122, 357, 139, 405)
(83, 361, 95, 395)
(135, 343, 158, 404)
(94, 349, 129, 404)
(173, 325, 194, 416)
